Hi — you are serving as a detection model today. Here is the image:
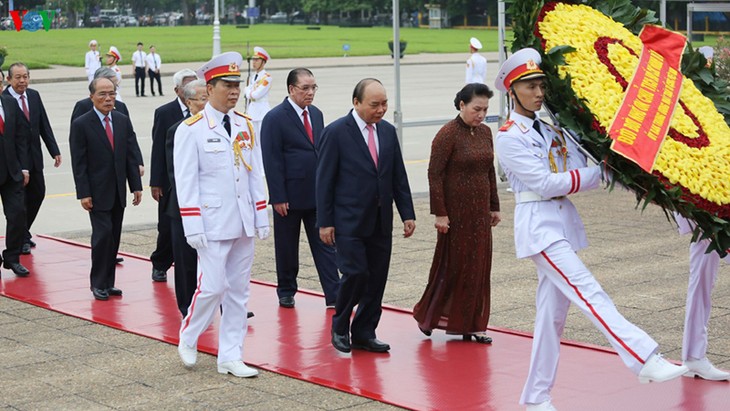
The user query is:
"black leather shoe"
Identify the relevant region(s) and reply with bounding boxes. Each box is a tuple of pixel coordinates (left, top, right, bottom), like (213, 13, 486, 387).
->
(247, 311, 255, 319)
(115, 257, 124, 264)
(278, 296, 295, 308)
(4, 262, 29, 277)
(331, 331, 351, 353)
(91, 287, 109, 301)
(107, 287, 123, 296)
(463, 333, 492, 344)
(151, 268, 167, 282)
(27, 239, 37, 248)
(20, 243, 31, 255)
(351, 338, 390, 353)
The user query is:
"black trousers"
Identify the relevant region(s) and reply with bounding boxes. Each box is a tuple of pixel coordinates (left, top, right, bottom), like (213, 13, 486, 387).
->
(23, 168, 44, 243)
(134, 67, 146, 96)
(148, 69, 162, 95)
(331, 213, 392, 341)
(0, 176, 26, 266)
(170, 216, 198, 317)
(150, 200, 173, 271)
(274, 208, 339, 304)
(89, 197, 124, 290)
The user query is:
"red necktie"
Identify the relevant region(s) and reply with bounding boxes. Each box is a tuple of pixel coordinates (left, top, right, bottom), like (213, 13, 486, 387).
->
(104, 116, 114, 149)
(20, 95, 29, 121)
(303, 110, 313, 144)
(366, 124, 378, 167)
(0, 113, 5, 134)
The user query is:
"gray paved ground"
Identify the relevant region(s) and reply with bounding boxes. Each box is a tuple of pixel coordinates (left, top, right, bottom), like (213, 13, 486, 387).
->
(2, 54, 729, 410)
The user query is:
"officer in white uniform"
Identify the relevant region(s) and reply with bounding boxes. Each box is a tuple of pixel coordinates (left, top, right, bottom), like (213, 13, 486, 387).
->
(85, 40, 101, 84)
(494, 48, 687, 411)
(105, 46, 124, 102)
(674, 214, 730, 381)
(465, 37, 487, 84)
(175, 51, 270, 378)
(244, 46, 272, 143)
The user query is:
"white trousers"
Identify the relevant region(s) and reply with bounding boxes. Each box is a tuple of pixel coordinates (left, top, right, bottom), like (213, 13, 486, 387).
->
(520, 240, 658, 405)
(683, 238, 728, 361)
(179, 236, 254, 364)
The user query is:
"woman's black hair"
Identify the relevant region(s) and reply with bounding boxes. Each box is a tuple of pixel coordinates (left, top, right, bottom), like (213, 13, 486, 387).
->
(454, 83, 493, 111)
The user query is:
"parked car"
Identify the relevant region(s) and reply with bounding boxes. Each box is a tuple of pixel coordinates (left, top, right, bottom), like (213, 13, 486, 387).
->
(120, 16, 139, 27)
(269, 12, 287, 24)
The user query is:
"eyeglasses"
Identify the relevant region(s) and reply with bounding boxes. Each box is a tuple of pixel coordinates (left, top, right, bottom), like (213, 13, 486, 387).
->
(292, 84, 319, 93)
(187, 97, 208, 102)
(96, 92, 117, 98)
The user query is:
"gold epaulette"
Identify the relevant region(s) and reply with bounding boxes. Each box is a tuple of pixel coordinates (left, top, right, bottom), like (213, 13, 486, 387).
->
(234, 110, 251, 120)
(499, 120, 515, 132)
(184, 112, 203, 125)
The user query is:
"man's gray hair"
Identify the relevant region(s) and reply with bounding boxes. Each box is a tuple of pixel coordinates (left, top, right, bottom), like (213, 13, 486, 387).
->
(183, 79, 206, 100)
(94, 67, 117, 80)
(173, 69, 197, 87)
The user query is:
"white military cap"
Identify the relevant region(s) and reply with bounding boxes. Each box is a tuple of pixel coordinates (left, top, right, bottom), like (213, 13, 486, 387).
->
(106, 46, 121, 62)
(252, 46, 270, 61)
(494, 48, 545, 93)
(89, 39, 98, 47)
(470, 37, 482, 50)
(698, 46, 714, 59)
(197, 51, 244, 83)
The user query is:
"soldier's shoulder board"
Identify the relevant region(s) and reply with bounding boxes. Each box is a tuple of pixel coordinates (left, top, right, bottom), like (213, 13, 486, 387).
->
(499, 120, 515, 132)
(184, 112, 203, 125)
(234, 110, 251, 120)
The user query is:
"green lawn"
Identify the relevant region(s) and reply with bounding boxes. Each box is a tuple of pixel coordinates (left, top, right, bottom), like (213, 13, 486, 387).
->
(1, 24, 721, 70)
(1, 24, 504, 69)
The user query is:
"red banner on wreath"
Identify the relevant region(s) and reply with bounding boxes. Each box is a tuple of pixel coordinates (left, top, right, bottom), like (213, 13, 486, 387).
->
(608, 25, 685, 172)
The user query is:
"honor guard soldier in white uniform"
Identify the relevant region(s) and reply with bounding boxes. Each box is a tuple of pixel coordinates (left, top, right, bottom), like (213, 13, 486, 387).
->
(465, 37, 487, 84)
(105, 46, 124, 101)
(494, 48, 687, 411)
(674, 214, 730, 381)
(175, 51, 270, 378)
(244, 46, 272, 142)
(85, 40, 101, 84)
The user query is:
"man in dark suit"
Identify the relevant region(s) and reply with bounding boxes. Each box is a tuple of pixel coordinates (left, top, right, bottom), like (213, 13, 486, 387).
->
(4, 62, 62, 255)
(70, 67, 144, 266)
(262, 68, 339, 309)
(70, 67, 131, 122)
(0, 84, 31, 278)
(69, 77, 143, 301)
(149, 69, 197, 283)
(317, 78, 416, 353)
(164, 78, 205, 316)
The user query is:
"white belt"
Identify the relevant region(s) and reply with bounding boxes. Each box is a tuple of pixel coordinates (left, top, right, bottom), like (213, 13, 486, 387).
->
(515, 191, 565, 204)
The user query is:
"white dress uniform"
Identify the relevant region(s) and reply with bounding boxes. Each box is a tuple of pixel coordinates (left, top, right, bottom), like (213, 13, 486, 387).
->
(675, 214, 730, 363)
(494, 49, 660, 406)
(106, 47, 124, 102)
(465, 37, 487, 84)
(244, 70, 271, 136)
(85, 47, 101, 83)
(244, 47, 272, 143)
(175, 54, 268, 366)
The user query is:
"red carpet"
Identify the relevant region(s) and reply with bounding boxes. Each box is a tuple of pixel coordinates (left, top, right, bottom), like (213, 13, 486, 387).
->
(1, 235, 728, 410)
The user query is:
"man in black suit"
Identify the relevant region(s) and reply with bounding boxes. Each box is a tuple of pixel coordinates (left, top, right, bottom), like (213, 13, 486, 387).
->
(317, 78, 416, 353)
(262, 68, 339, 309)
(0, 82, 31, 278)
(70, 67, 144, 266)
(4, 63, 62, 255)
(70, 67, 131, 122)
(149, 69, 197, 283)
(70, 77, 143, 301)
(165, 78, 204, 316)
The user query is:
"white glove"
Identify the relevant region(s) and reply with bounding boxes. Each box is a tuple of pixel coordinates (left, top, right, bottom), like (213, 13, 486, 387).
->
(256, 226, 270, 240)
(186, 233, 208, 250)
